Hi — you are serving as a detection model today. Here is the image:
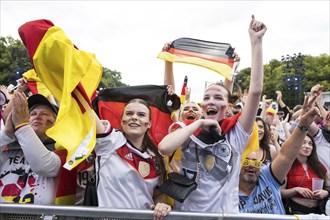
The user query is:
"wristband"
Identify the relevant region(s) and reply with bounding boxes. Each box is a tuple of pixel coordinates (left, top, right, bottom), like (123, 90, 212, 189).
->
(15, 122, 29, 131)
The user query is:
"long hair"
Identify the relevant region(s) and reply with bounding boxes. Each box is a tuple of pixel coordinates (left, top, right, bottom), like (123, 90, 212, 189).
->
(123, 99, 167, 181)
(256, 117, 270, 151)
(293, 134, 326, 180)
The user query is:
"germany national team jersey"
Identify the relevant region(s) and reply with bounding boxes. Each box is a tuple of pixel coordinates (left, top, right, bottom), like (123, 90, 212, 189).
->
(95, 125, 160, 209)
(171, 121, 250, 213)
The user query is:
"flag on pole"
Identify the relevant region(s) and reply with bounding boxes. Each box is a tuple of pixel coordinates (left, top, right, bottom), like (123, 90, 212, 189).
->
(93, 85, 181, 146)
(158, 38, 235, 80)
(18, 19, 102, 170)
(180, 75, 188, 104)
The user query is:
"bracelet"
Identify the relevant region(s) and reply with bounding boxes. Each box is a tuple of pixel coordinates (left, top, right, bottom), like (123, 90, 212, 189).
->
(15, 122, 29, 131)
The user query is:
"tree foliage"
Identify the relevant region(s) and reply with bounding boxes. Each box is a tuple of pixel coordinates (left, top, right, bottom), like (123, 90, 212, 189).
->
(236, 54, 330, 108)
(0, 36, 32, 85)
(0, 36, 127, 89)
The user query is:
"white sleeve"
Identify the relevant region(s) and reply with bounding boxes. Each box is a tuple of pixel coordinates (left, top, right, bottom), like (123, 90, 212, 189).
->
(0, 130, 16, 149)
(15, 125, 61, 177)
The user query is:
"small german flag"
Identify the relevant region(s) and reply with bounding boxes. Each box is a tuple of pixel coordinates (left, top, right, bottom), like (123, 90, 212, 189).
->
(158, 38, 235, 80)
(180, 75, 188, 104)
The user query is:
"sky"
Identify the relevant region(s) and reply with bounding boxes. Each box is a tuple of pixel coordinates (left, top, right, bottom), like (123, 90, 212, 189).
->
(1, 1, 329, 102)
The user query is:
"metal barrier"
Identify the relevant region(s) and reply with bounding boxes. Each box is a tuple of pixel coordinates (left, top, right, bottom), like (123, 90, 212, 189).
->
(0, 204, 328, 220)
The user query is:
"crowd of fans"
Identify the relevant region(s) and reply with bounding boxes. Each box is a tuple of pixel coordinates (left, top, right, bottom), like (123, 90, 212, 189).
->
(0, 15, 329, 219)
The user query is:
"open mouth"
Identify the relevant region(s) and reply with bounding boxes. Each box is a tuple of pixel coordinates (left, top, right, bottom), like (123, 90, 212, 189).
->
(245, 168, 256, 175)
(206, 108, 218, 116)
(186, 113, 196, 120)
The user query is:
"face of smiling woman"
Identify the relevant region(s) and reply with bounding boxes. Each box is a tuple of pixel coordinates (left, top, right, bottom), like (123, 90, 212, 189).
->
(202, 84, 229, 122)
(120, 102, 151, 139)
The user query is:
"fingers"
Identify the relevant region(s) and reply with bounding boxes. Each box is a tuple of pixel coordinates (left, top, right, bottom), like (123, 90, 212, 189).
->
(250, 15, 255, 28)
(163, 42, 172, 51)
(152, 203, 171, 220)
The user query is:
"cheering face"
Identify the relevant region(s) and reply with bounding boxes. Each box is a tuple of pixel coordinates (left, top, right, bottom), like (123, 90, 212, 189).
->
(121, 102, 151, 139)
(240, 152, 261, 184)
(29, 105, 56, 140)
(179, 102, 203, 121)
(299, 135, 313, 157)
(202, 85, 229, 121)
(257, 120, 265, 141)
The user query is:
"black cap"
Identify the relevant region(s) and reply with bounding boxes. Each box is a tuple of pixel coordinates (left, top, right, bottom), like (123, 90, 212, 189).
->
(28, 94, 59, 115)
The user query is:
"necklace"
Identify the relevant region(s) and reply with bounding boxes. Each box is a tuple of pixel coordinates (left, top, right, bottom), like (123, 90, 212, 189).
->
(302, 163, 310, 179)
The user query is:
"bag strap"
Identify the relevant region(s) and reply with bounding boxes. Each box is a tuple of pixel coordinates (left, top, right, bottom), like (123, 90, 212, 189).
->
(168, 150, 176, 163)
(195, 144, 201, 184)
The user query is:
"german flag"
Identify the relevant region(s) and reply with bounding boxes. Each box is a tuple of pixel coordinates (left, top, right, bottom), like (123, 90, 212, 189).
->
(180, 75, 188, 104)
(158, 38, 235, 80)
(93, 85, 181, 145)
(18, 19, 102, 171)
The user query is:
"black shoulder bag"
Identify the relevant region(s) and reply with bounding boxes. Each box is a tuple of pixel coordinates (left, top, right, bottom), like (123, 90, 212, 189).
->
(83, 155, 98, 206)
(157, 145, 200, 203)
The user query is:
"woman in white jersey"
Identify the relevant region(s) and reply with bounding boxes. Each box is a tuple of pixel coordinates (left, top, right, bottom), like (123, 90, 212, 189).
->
(158, 15, 267, 213)
(95, 98, 171, 220)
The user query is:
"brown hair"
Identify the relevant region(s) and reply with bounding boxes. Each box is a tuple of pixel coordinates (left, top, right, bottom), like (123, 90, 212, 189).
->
(256, 117, 270, 151)
(124, 99, 167, 181)
(293, 134, 326, 180)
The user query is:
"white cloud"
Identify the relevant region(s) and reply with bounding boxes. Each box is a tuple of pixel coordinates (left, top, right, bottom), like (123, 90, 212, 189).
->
(1, 1, 329, 102)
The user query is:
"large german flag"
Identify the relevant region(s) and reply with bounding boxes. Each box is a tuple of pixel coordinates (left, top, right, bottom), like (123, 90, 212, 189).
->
(93, 85, 181, 145)
(158, 38, 235, 80)
(18, 19, 102, 171)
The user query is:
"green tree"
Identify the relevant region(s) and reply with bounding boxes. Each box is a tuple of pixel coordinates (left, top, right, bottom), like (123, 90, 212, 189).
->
(304, 54, 330, 90)
(236, 54, 330, 108)
(0, 36, 32, 85)
(99, 67, 128, 88)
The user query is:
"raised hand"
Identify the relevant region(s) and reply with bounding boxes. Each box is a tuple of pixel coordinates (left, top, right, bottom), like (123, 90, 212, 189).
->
(11, 92, 30, 127)
(299, 95, 321, 127)
(249, 15, 267, 44)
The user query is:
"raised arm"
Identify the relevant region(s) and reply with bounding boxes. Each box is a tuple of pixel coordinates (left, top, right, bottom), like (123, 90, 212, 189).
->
(223, 52, 240, 94)
(11, 92, 61, 177)
(163, 42, 175, 90)
(271, 95, 320, 183)
(239, 15, 267, 134)
(158, 119, 221, 155)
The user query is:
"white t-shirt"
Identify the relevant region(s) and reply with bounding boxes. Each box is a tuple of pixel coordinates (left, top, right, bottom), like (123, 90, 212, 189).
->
(0, 126, 61, 204)
(174, 121, 250, 213)
(95, 127, 160, 209)
(314, 129, 330, 180)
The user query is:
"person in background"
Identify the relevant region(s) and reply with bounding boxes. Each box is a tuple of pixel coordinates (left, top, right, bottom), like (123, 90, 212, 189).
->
(239, 95, 323, 214)
(253, 117, 277, 166)
(281, 133, 330, 215)
(307, 85, 330, 180)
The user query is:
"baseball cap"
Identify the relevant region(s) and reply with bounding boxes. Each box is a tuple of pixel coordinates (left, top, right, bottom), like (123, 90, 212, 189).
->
(28, 94, 59, 115)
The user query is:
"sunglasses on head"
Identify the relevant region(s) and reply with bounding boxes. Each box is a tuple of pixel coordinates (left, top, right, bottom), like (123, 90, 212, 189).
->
(242, 159, 262, 168)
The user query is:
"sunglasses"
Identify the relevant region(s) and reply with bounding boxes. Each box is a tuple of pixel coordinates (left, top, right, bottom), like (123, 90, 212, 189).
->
(242, 159, 262, 168)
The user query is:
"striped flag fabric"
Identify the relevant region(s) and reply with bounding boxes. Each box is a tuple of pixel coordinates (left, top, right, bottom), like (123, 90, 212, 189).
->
(18, 19, 102, 171)
(180, 75, 188, 104)
(158, 38, 235, 80)
(93, 85, 181, 146)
